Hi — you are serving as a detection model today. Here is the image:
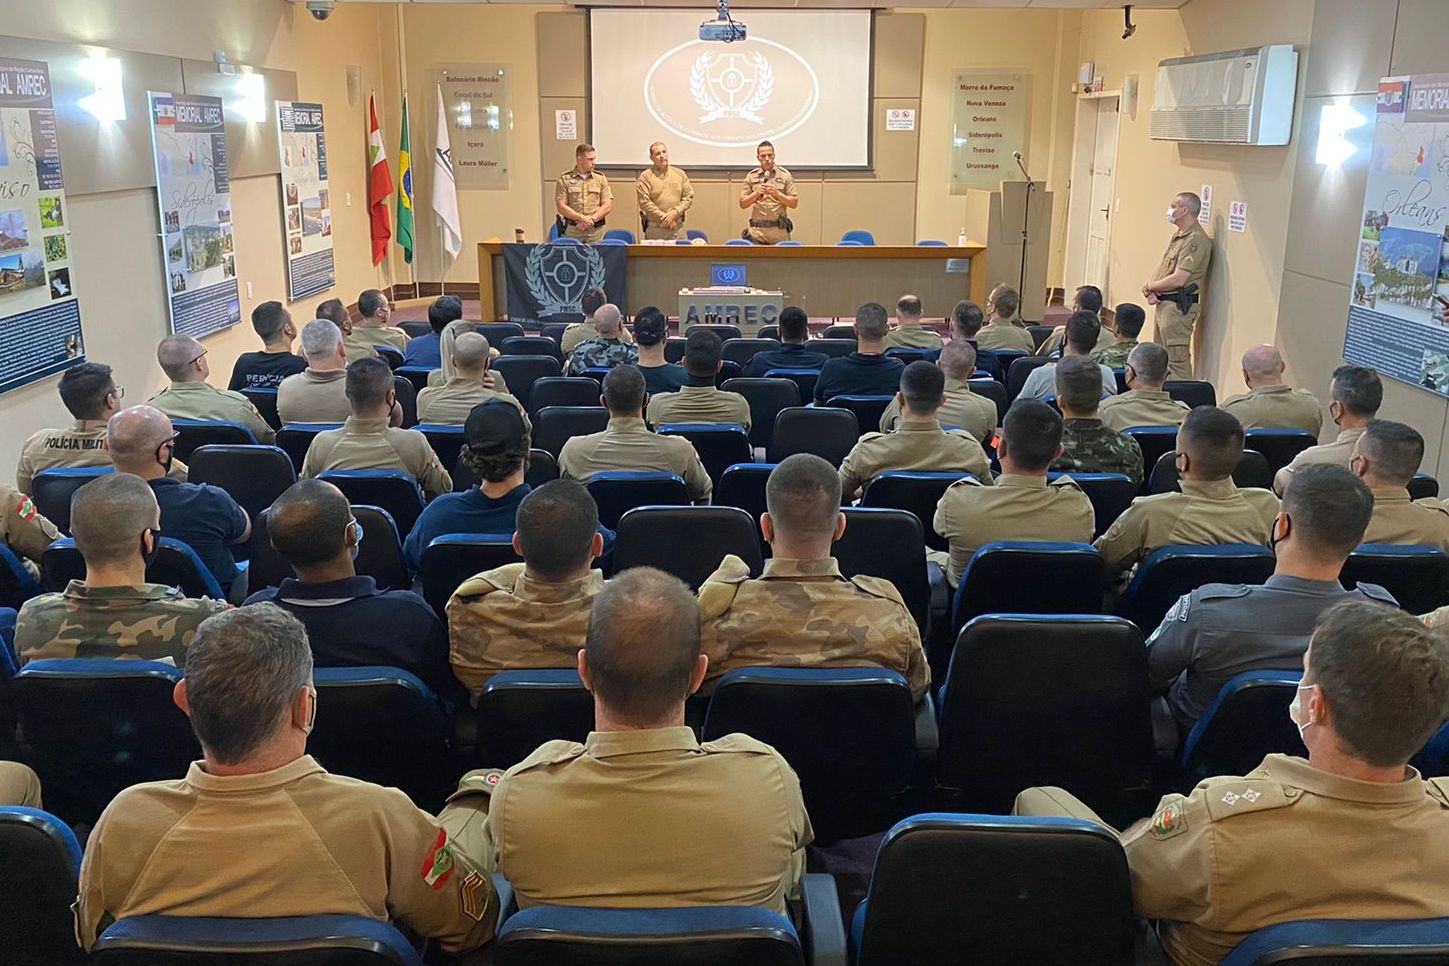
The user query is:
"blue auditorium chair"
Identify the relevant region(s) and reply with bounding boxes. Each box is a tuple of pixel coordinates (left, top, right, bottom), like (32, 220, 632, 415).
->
(860, 470, 975, 552)
(551, 236, 581, 246)
(531, 405, 609, 457)
(30, 466, 112, 534)
(319, 470, 425, 539)
(500, 334, 564, 362)
(170, 418, 258, 462)
(187, 444, 296, 518)
(1243, 428, 1318, 475)
(399, 320, 433, 340)
(1005, 357, 1050, 402)
(1340, 544, 1448, 613)
(603, 229, 636, 244)
(395, 365, 432, 396)
(91, 915, 425, 965)
(241, 387, 281, 431)
(491, 356, 562, 413)
(0, 806, 87, 966)
(276, 423, 341, 474)
(851, 814, 1133, 966)
(757, 325, 781, 340)
(657, 423, 752, 484)
(1122, 426, 1180, 490)
(825, 395, 896, 437)
(1027, 325, 1055, 352)
(476, 321, 526, 345)
(1409, 472, 1439, 500)
(1218, 918, 1449, 965)
(687, 229, 708, 242)
(819, 325, 857, 341)
(585, 471, 689, 529)
(836, 507, 932, 637)
(725, 238, 752, 246)
(721, 377, 799, 449)
(475, 669, 594, 768)
(1181, 670, 1306, 784)
(988, 350, 1028, 386)
(372, 345, 404, 370)
(420, 533, 521, 616)
(915, 239, 948, 246)
(703, 668, 915, 843)
(720, 337, 778, 368)
(966, 377, 1008, 425)
(664, 336, 688, 363)
(884, 348, 939, 364)
(1147, 449, 1275, 494)
(0, 545, 40, 610)
(613, 506, 760, 589)
(409, 425, 464, 483)
(714, 462, 775, 531)
(950, 541, 1105, 638)
(43, 535, 225, 599)
(1048, 472, 1137, 538)
(527, 376, 603, 416)
(936, 615, 1153, 825)
(246, 506, 409, 594)
(540, 323, 570, 345)
(391, 375, 418, 427)
(767, 407, 858, 465)
(840, 230, 875, 245)
(763, 367, 820, 404)
(811, 337, 859, 358)
(1164, 379, 1217, 408)
(689, 324, 744, 342)
(1117, 544, 1276, 632)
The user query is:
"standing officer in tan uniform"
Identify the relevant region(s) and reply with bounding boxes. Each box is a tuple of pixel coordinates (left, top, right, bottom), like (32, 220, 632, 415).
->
(1351, 420, 1449, 553)
(839, 361, 993, 502)
(879, 341, 996, 439)
(645, 329, 751, 430)
(147, 335, 276, 444)
(559, 365, 712, 501)
(447, 480, 607, 703)
(77, 604, 497, 953)
(739, 140, 797, 244)
(1274, 365, 1381, 495)
(1098, 343, 1191, 432)
(699, 454, 929, 700)
(556, 143, 612, 244)
(16, 362, 123, 493)
(1143, 191, 1212, 379)
(636, 141, 693, 241)
(1017, 601, 1449, 966)
(438, 567, 812, 914)
(300, 358, 451, 500)
(934, 399, 1094, 586)
(1095, 407, 1279, 580)
(1221, 344, 1323, 436)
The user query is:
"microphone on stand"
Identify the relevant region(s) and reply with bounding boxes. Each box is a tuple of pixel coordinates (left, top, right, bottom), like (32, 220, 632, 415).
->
(1011, 151, 1034, 299)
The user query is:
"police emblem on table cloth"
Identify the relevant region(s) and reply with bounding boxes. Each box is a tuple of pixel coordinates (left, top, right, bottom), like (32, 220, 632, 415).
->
(524, 244, 607, 318)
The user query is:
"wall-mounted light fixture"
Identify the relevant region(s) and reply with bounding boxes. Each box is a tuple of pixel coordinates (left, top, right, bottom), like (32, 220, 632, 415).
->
(79, 53, 126, 123)
(236, 71, 267, 124)
(1316, 99, 1367, 167)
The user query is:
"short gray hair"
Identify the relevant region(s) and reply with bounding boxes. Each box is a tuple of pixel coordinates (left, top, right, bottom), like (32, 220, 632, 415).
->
(1126, 342, 1169, 385)
(300, 319, 343, 360)
(72, 473, 158, 566)
(183, 604, 314, 765)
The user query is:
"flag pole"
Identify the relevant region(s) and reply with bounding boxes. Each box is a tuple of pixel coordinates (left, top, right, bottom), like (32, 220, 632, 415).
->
(394, 3, 416, 295)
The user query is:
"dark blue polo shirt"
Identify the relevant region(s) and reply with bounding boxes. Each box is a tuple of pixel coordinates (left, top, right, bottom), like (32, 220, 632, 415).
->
(743, 344, 830, 378)
(403, 330, 442, 368)
(148, 478, 248, 592)
(244, 575, 462, 706)
(813, 352, 906, 405)
(403, 482, 617, 573)
(640, 363, 689, 395)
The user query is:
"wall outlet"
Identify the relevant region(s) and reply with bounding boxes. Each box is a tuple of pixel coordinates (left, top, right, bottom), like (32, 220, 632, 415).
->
(245, 281, 253, 299)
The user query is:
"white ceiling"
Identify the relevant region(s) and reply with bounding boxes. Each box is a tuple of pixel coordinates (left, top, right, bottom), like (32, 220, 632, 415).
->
(336, 0, 1190, 8)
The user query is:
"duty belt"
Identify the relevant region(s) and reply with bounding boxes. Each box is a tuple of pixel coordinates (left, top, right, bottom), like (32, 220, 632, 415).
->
(750, 218, 786, 228)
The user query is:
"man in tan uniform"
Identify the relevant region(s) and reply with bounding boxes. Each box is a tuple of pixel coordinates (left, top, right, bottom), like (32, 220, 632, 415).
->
(1099, 343, 1191, 432)
(636, 141, 693, 241)
(440, 567, 811, 914)
(1351, 419, 1449, 552)
(279, 320, 403, 427)
(14, 473, 228, 666)
(318, 297, 378, 365)
(77, 604, 496, 953)
(416, 333, 520, 425)
(738, 140, 797, 245)
(355, 288, 411, 352)
(1038, 286, 1114, 358)
(1095, 406, 1279, 580)
(559, 365, 712, 501)
(447, 480, 606, 703)
(1144, 192, 1212, 379)
(556, 143, 612, 244)
(879, 341, 996, 439)
(839, 361, 992, 502)
(979, 285, 1036, 353)
(1221, 344, 1323, 436)
(0, 481, 60, 570)
(1017, 601, 1449, 966)
(560, 288, 634, 356)
(301, 358, 451, 500)
(1274, 364, 1380, 495)
(16, 362, 122, 493)
(882, 294, 944, 351)
(698, 454, 929, 700)
(934, 399, 1094, 586)
(645, 329, 751, 430)
(147, 334, 275, 444)
(0, 762, 41, 807)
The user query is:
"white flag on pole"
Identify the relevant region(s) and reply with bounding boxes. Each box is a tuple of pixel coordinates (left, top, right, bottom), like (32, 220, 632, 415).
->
(432, 83, 463, 259)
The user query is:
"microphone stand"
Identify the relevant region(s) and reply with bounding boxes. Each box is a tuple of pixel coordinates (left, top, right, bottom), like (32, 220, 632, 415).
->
(1013, 152, 1034, 302)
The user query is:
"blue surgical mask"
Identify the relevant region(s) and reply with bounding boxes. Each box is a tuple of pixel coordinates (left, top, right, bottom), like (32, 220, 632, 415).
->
(348, 518, 363, 560)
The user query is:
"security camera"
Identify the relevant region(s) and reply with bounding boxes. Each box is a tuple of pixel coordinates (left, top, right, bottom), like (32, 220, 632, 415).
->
(1122, 4, 1137, 39)
(306, 0, 335, 22)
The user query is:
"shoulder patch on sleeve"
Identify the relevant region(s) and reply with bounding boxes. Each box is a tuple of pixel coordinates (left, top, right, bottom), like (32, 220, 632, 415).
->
(1163, 593, 1191, 623)
(848, 573, 908, 608)
(1354, 582, 1400, 606)
(1048, 475, 1083, 492)
(452, 563, 525, 600)
(1194, 582, 1254, 602)
(1148, 797, 1188, 839)
(946, 476, 984, 492)
(1427, 777, 1449, 807)
(1201, 778, 1293, 821)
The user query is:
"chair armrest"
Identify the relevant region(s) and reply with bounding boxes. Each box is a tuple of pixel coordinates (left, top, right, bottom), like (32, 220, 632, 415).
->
(914, 694, 939, 755)
(801, 873, 847, 966)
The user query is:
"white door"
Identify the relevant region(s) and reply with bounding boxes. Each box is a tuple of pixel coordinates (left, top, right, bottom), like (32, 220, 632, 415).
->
(1063, 96, 1120, 296)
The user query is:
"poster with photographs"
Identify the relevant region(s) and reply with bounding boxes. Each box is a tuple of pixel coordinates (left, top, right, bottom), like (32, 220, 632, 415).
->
(148, 91, 241, 338)
(1344, 74, 1449, 395)
(276, 101, 334, 301)
(0, 58, 86, 395)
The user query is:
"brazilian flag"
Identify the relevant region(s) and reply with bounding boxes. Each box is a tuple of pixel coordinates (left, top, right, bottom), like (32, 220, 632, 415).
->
(396, 94, 414, 264)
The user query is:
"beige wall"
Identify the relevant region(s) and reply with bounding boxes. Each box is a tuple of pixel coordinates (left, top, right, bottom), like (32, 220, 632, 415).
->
(0, 0, 389, 469)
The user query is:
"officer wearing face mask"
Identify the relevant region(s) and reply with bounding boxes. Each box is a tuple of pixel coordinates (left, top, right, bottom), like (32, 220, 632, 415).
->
(1017, 600, 1449, 966)
(12, 472, 230, 666)
(1137, 463, 1395, 750)
(1142, 191, 1212, 379)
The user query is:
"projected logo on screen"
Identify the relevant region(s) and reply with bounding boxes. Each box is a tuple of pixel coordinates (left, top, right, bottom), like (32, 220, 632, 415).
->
(644, 38, 819, 147)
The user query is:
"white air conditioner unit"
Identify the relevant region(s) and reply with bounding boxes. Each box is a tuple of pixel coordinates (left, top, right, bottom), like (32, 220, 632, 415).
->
(1150, 45, 1298, 145)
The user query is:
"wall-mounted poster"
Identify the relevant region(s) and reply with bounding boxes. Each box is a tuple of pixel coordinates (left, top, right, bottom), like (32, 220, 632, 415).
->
(148, 92, 241, 338)
(1344, 74, 1449, 395)
(949, 70, 1031, 194)
(276, 100, 334, 301)
(0, 58, 86, 395)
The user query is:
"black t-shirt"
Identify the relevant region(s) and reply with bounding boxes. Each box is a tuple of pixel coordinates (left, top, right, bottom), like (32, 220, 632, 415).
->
(743, 344, 830, 377)
(228, 351, 308, 390)
(813, 352, 905, 404)
(640, 362, 689, 395)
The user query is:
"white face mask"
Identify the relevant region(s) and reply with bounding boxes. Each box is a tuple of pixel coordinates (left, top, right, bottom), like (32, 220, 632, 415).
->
(1166, 206, 1178, 224)
(1288, 684, 1317, 738)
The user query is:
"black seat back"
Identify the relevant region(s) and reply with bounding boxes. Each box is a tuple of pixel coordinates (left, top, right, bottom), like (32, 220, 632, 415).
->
(966, 378, 1008, 424)
(1341, 544, 1449, 613)
(720, 338, 777, 367)
(1006, 356, 1050, 402)
(613, 506, 761, 589)
(414, 425, 465, 480)
(1181, 671, 1306, 784)
(1242, 429, 1318, 475)
(421, 535, 522, 616)
(170, 420, 257, 462)
(532, 406, 609, 457)
(475, 670, 594, 768)
(241, 387, 282, 431)
(860, 471, 974, 552)
(1148, 449, 1274, 493)
(1164, 379, 1216, 408)
(188, 444, 297, 518)
(951, 542, 1106, 637)
(0, 807, 86, 966)
(500, 335, 564, 363)
(318, 471, 425, 539)
(492, 355, 562, 411)
(1048, 472, 1136, 538)
(835, 507, 929, 635)
(527, 377, 601, 416)
(31, 467, 112, 534)
(825, 395, 895, 437)
(477, 322, 526, 345)
(91, 914, 426, 965)
(656, 424, 752, 484)
(585, 472, 689, 529)
(767, 407, 858, 465)
(1118, 544, 1276, 631)
(391, 376, 417, 427)
(496, 906, 803, 966)
(721, 378, 799, 448)
(276, 423, 340, 474)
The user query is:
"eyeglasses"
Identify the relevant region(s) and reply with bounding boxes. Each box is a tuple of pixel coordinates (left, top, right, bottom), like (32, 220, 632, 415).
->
(189, 349, 208, 367)
(109, 385, 125, 400)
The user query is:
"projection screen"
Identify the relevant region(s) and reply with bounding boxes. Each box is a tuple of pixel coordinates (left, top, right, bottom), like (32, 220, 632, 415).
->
(588, 9, 873, 169)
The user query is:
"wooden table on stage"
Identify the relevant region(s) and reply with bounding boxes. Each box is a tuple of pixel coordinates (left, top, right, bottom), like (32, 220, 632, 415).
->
(476, 242, 989, 320)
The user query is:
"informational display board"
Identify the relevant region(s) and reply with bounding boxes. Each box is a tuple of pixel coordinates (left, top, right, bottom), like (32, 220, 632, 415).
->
(438, 65, 511, 189)
(950, 70, 1031, 195)
(0, 58, 86, 395)
(276, 100, 334, 301)
(148, 91, 241, 338)
(1344, 75, 1449, 394)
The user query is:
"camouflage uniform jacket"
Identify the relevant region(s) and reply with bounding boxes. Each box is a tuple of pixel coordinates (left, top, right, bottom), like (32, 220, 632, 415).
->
(14, 581, 229, 666)
(1091, 338, 1139, 369)
(1051, 417, 1145, 488)
(566, 338, 639, 375)
(697, 555, 930, 700)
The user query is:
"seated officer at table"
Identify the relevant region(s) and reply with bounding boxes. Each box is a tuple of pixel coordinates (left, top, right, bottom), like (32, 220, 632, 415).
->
(699, 453, 929, 699)
(882, 294, 944, 351)
(645, 329, 751, 430)
(440, 566, 811, 913)
(1351, 419, 1449, 553)
(1098, 342, 1191, 432)
(147, 334, 276, 444)
(742, 306, 828, 377)
(838, 361, 993, 502)
(1018, 600, 1449, 966)
(813, 302, 906, 405)
(415, 333, 519, 425)
(879, 340, 996, 439)
(76, 604, 497, 953)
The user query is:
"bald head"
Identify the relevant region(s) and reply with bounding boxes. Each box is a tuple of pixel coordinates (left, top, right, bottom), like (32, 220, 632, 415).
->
(595, 304, 623, 338)
(452, 332, 492, 375)
(72, 472, 160, 567)
(108, 405, 175, 474)
(1242, 344, 1286, 388)
(268, 479, 353, 568)
(584, 567, 703, 727)
(158, 334, 206, 382)
(939, 339, 976, 381)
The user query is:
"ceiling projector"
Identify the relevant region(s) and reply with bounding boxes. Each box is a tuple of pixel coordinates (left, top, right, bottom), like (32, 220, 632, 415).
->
(700, 0, 747, 42)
